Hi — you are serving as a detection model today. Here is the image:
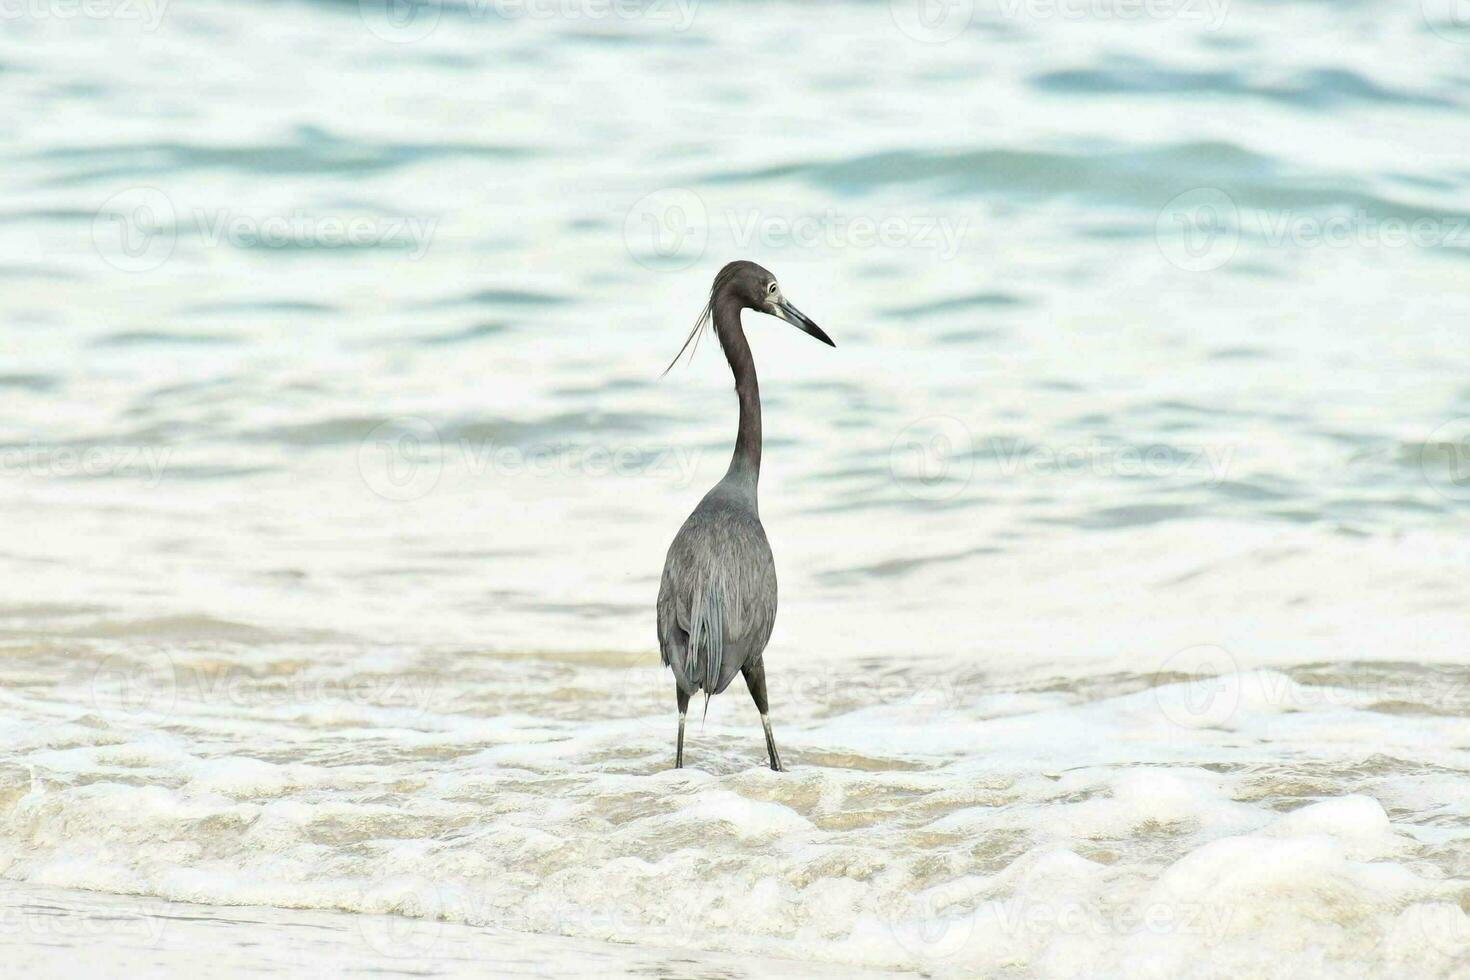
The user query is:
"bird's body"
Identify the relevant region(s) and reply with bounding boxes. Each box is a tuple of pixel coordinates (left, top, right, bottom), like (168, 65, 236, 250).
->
(655, 260, 833, 771)
(657, 475, 775, 699)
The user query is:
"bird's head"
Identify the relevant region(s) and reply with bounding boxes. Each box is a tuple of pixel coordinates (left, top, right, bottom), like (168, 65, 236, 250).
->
(715, 260, 835, 347)
(663, 260, 835, 375)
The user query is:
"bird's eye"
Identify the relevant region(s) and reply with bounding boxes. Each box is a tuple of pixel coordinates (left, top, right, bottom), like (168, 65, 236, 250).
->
(767, 282, 778, 295)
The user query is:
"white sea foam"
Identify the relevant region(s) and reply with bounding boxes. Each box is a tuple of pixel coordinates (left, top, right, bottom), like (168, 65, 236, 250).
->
(1, 635, 1466, 977)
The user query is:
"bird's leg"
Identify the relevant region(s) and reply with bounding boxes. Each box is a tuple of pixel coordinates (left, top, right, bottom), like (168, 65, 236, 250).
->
(675, 686, 690, 769)
(742, 659, 784, 772)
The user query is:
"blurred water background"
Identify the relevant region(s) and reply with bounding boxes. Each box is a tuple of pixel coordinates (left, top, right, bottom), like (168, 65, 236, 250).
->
(1, 0, 1468, 976)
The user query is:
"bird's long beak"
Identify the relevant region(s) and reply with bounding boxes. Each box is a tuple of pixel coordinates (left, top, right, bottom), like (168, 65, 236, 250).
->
(771, 298, 835, 347)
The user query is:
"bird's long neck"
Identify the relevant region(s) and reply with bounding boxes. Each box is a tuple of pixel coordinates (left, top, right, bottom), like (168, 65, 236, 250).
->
(713, 294, 760, 487)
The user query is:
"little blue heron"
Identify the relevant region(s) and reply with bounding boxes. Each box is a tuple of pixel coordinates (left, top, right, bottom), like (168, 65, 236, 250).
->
(656, 260, 834, 771)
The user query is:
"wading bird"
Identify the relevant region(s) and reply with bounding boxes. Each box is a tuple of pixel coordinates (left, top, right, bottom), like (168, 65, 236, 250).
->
(656, 261, 834, 771)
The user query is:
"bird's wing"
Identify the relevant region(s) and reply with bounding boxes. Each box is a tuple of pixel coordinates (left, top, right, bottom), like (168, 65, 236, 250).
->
(657, 523, 722, 692)
(656, 560, 682, 670)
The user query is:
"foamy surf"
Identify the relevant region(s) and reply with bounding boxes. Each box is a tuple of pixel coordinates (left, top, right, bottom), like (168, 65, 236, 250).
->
(0, 882, 903, 979)
(1, 629, 1466, 977)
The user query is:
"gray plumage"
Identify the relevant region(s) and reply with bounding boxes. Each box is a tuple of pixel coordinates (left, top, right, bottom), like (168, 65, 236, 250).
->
(658, 479, 775, 700)
(655, 260, 834, 771)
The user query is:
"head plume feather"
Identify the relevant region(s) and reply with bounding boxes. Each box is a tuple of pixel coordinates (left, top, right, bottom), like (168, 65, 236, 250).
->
(661, 262, 747, 376)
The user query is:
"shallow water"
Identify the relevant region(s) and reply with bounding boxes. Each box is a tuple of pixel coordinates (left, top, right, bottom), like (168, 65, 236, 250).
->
(0, 882, 902, 978)
(2, 0, 1469, 976)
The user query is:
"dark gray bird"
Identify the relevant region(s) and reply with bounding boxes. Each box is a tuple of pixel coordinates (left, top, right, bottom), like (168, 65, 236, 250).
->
(656, 260, 834, 771)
